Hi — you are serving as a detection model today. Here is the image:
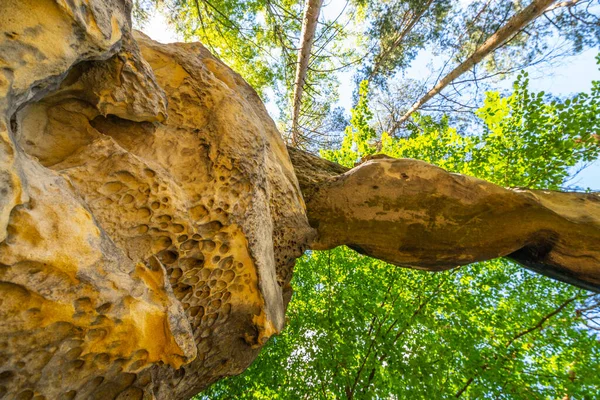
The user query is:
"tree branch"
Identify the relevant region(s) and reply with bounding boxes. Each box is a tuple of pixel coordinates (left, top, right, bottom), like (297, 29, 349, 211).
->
(392, 0, 557, 129)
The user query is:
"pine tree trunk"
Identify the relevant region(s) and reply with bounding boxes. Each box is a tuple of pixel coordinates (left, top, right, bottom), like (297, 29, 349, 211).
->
(291, 0, 324, 146)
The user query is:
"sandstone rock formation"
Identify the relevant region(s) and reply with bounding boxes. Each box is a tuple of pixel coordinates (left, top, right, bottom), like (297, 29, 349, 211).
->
(0, 1, 599, 399)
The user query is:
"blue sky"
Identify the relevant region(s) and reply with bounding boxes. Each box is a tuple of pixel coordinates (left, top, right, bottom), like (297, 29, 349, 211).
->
(141, 8, 600, 190)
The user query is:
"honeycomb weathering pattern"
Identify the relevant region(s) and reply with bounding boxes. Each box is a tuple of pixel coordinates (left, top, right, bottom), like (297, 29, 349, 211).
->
(0, 1, 313, 399)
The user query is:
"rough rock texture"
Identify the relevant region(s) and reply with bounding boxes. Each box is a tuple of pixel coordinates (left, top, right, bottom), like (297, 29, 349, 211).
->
(1, 1, 312, 399)
(0, 1, 194, 399)
(1, 1, 599, 399)
(289, 147, 600, 293)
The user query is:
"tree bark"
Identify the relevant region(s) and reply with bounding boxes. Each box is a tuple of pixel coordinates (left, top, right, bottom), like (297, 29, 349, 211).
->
(291, 0, 324, 146)
(288, 147, 600, 293)
(393, 0, 557, 129)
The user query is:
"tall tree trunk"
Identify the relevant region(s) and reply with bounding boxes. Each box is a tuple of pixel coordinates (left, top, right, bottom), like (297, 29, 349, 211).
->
(393, 0, 557, 130)
(291, 0, 324, 146)
(288, 147, 600, 293)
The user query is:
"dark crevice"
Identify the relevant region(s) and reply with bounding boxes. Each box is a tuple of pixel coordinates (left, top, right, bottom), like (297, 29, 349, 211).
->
(509, 232, 599, 293)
